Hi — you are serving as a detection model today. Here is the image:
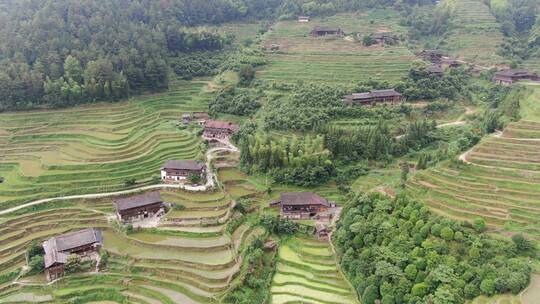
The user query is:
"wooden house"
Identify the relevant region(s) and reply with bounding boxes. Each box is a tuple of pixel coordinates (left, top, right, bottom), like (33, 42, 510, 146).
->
(273, 192, 335, 220)
(298, 16, 310, 22)
(441, 58, 463, 68)
(43, 228, 103, 281)
(343, 89, 403, 106)
(426, 64, 444, 77)
(493, 69, 539, 86)
(161, 160, 206, 182)
(310, 26, 344, 37)
(315, 223, 329, 241)
(114, 192, 164, 222)
(203, 120, 240, 139)
(418, 50, 444, 63)
(372, 32, 396, 45)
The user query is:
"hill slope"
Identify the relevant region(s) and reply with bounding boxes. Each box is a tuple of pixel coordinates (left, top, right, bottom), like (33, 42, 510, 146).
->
(409, 86, 540, 238)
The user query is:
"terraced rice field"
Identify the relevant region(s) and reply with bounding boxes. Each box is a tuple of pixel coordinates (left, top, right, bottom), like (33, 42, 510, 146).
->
(259, 10, 416, 85)
(0, 79, 212, 209)
(522, 55, 540, 74)
(270, 237, 358, 304)
(0, 182, 265, 303)
(442, 0, 504, 65)
(409, 87, 540, 238)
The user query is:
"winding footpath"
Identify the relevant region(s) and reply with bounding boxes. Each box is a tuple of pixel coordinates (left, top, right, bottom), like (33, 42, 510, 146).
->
(0, 139, 238, 216)
(458, 129, 540, 173)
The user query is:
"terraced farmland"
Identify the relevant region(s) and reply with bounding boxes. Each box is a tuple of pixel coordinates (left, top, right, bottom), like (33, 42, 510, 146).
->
(0, 182, 266, 303)
(409, 87, 540, 238)
(0, 79, 212, 209)
(260, 10, 416, 85)
(442, 0, 504, 66)
(271, 237, 358, 304)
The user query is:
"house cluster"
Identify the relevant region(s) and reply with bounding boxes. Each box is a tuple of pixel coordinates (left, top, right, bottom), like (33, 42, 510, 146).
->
(492, 69, 539, 86)
(343, 89, 403, 106)
(417, 49, 464, 76)
(43, 228, 103, 281)
(42, 191, 169, 281)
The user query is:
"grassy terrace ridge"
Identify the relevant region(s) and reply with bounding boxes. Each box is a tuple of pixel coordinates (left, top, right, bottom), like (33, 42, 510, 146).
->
(0, 79, 212, 209)
(441, 0, 504, 66)
(408, 86, 540, 238)
(259, 10, 417, 85)
(270, 237, 358, 304)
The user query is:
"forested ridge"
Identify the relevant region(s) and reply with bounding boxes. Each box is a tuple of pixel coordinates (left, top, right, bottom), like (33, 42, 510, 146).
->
(0, 0, 441, 111)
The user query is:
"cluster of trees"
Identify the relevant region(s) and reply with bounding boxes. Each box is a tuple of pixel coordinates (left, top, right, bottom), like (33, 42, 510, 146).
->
(335, 193, 534, 304)
(322, 119, 438, 163)
(397, 67, 470, 100)
(402, 4, 452, 39)
(210, 87, 261, 116)
(238, 133, 334, 186)
(262, 83, 345, 131)
(27, 241, 45, 275)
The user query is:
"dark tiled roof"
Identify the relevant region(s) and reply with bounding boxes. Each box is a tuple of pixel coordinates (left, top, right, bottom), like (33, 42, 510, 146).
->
(280, 192, 330, 206)
(205, 120, 240, 131)
(372, 32, 393, 39)
(369, 89, 401, 97)
(162, 160, 204, 171)
(420, 49, 444, 55)
(312, 26, 341, 32)
(427, 65, 444, 74)
(494, 69, 534, 77)
(114, 191, 162, 212)
(43, 228, 103, 268)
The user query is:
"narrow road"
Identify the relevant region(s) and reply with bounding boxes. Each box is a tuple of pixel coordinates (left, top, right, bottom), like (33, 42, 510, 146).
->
(0, 140, 238, 216)
(458, 129, 540, 173)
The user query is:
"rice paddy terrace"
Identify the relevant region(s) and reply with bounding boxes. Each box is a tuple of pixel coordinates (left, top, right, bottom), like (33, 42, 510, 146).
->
(442, 0, 504, 66)
(0, 79, 212, 209)
(408, 86, 540, 238)
(0, 168, 266, 303)
(271, 237, 358, 304)
(260, 10, 417, 85)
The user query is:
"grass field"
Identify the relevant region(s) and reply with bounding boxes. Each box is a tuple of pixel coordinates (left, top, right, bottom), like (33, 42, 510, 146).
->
(408, 86, 540, 238)
(270, 237, 358, 304)
(259, 10, 417, 85)
(441, 0, 504, 66)
(0, 79, 212, 210)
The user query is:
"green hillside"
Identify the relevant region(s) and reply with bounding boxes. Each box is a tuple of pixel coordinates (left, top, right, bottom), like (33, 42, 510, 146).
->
(0, 79, 211, 209)
(442, 0, 504, 66)
(409, 86, 540, 238)
(260, 10, 417, 85)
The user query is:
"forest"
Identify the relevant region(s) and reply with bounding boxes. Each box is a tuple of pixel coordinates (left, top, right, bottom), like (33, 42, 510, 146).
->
(0, 0, 443, 111)
(335, 193, 533, 304)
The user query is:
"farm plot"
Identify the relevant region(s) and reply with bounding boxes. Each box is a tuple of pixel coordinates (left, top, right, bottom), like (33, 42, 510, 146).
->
(259, 10, 416, 85)
(0, 187, 262, 303)
(408, 87, 540, 238)
(0, 79, 212, 210)
(441, 0, 504, 66)
(270, 237, 358, 304)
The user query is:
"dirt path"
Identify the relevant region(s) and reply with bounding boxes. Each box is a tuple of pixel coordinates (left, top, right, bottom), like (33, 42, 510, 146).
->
(0, 140, 238, 216)
(395, 107, 475, 139)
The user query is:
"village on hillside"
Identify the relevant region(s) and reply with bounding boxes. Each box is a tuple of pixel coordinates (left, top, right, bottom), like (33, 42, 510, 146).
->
(1, 1, 539, 303)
